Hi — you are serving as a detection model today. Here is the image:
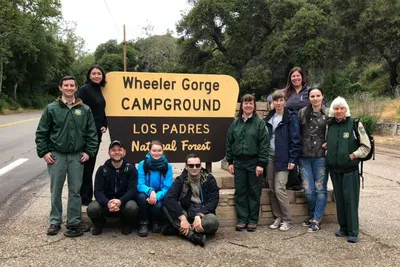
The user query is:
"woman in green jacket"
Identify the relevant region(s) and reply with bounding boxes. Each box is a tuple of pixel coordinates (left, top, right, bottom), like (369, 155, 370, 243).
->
(225, 94, 270, 232)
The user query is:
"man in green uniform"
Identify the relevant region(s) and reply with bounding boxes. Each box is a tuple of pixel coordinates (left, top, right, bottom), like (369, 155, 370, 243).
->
(36, 76, 98, 237)
(226, 94, 269, 232)
(326, 96, 371, 243)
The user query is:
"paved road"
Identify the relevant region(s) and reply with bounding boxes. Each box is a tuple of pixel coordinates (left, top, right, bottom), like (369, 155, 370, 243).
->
(0, 111, 46, 204)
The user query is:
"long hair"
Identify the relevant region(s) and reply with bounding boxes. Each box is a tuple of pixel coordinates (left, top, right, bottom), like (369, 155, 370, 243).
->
(303, 86, 324, 123)
(329, 96, 351, 117)
(283, 67, 307, 99)
(237, 94, 257, 118)
(85, 65, 107, 87)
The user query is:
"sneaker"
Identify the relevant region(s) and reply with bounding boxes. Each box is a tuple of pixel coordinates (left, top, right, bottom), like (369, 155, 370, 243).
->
(47, 224, 61, 236)
(279, 222, 293, 231)
(247, 223, 257, 232)
(269, 218, 282, 230)
(302, 218, 312, 227)
(91, 227, 103, 235)
(161, 225, 179, 236)
(152, 222, 162, 233)
(307, 222, 320, 233)
(138, 221, 148, 237)
(335, 229, 348, 237)
(64, 227, 83, 238)
(235, 223, 247, 232)
(190, 233, 206, 247)
(347, 236, 359, 243)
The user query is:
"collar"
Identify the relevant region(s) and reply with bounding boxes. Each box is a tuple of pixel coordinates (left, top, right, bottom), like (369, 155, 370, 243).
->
(61, 96, 76, 106)
(242, 114, 253, 122)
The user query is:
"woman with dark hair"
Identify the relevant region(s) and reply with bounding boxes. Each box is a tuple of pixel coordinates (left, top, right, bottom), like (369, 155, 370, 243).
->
(137, 140, 173, 237)
(298, 87, 328, 232)
(226, 94, 270, 232)
(283, 67, 311, 113)
(77, 65, 108, 206)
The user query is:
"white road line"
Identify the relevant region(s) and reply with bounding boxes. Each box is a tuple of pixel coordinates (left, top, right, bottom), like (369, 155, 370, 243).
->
(0, 158, 29, 177)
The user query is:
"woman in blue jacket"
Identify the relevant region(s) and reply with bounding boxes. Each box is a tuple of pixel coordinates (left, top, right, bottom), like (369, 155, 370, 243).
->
(264, 90, 302, 231)
(137, 140, 173, 237)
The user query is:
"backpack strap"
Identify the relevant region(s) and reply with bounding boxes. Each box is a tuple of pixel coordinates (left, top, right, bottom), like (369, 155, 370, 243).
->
(353, 118, 365, 189)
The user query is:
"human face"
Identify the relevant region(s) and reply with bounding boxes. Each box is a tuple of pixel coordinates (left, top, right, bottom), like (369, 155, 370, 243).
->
(150, 144, 163, 160)
(290, 71, 303, 88)
(333, 106, 347, 121)
(89, 68, 103, 84)
(242, 100, 255, 117)
(59, 79, 77, 99)
(108, 145, 126, 162)
(309, 89, 323, 108)
(186, 157, 201, 177)
(273, 98, 285, 113)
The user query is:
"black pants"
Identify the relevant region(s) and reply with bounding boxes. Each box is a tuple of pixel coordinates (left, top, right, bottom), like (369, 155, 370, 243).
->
(81, 133, 101, 205)
(87, 200, 139, 228)
(137, 192, 164, 223)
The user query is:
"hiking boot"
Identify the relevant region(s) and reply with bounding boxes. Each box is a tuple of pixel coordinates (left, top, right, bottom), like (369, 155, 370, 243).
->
(279, 222, 293, 231)
(77, 222, 91, 232)
(91, 227, 103, 235)
(190, 233, 206, 247)
(47, 224, 61, 236)
(235, 223, 247, 231)
(64, 226, 83, 238)
(138, 221, 148, 237)
(307, 222, 320, 233)
(269, 218, 282, 230)
(121, 224, 132, 235)
(335, 229, 348, 237)
(152, 222, 162, 233)
(247, 223, 257, 232)
(347, 236, 359, 243)
(161, 225, 179, 236)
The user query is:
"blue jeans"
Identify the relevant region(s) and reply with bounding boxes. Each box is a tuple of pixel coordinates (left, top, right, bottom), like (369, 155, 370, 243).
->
(137, 192, 164, 223)
(299, 157, 328, 222)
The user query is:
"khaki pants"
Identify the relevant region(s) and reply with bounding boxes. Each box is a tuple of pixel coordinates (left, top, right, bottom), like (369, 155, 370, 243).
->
(267, 155, 292, 223)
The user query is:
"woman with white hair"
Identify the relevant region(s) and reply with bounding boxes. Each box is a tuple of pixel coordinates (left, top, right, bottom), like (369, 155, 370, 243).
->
(326, 96, 371, 243)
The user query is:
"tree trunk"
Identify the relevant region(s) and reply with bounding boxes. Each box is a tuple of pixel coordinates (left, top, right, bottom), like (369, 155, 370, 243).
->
(0, 58, 3, 94)
(388, 60, 399, 97)
(13, 82, 18, 99)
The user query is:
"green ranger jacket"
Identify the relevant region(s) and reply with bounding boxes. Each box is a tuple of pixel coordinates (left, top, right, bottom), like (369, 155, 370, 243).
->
(225, 115, 270, 167)
(35, 97, 98, 158)
(326, 117, 361, 173)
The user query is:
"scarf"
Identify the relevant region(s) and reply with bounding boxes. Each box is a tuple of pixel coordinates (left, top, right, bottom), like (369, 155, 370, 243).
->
(144, 153, 168, 174)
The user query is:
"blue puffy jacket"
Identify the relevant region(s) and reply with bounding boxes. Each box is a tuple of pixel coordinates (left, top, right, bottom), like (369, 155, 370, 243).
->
(264, 108, 302, 171)
(137, 155, 173, 201)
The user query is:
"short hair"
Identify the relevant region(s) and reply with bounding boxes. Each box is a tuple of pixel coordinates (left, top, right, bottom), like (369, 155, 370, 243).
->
(237, 94, 257, 118)
(329, 96, 351, 117)
(86, 65, 107, 87)
(149, 140, 163, 150)
(271, 90, 286, 101)
(59, 76, 77, 87)
(185, 154, 200, 164)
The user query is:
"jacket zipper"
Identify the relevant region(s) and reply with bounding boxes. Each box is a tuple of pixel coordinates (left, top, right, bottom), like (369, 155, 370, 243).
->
(114, 169, 119, 198)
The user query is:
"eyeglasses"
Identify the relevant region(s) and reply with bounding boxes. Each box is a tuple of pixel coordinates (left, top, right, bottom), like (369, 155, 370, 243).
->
(187, 164, 201, 169)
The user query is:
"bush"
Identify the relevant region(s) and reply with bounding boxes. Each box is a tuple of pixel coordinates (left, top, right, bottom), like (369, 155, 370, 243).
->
(359, 115, 378, 134)
(348, 92, 385, 121)
(19, 97, 33, 108)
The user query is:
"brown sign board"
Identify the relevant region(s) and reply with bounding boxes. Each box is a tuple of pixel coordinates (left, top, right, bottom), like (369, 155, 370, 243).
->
(103, 72, 239, 163)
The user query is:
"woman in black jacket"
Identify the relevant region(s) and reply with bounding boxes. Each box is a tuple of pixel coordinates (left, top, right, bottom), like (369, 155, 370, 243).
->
(77, 65, 108, 206)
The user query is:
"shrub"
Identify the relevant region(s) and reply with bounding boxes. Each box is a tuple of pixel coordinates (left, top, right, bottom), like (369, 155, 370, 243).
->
(348, 92, 385, 121)
(19, 97, 33, 108)
(359, 115, 378, 134)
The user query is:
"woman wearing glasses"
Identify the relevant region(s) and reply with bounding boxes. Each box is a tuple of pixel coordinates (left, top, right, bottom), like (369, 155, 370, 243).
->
(136, 140, 173, 237)
(226, 94, 270, 232)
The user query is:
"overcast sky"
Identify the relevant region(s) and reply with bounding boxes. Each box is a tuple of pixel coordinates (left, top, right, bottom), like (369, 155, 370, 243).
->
(61, 0, 191, 52)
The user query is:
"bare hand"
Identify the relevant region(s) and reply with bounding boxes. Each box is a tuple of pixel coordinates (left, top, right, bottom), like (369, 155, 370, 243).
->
(44, 152, 55, 165)
(288, 163, 295, 170)
(192, 216, 204, 232)
(255, 166, 263, 177)
(228, 164, 234, 175)
(100, 127, 107, 134)
(80, 152, 90, 163)
(108, 199, 121, 212)
(147, 191, 157, 205)
(349, 153, 355, 160)
(322, 142, 327, 149)
(179, 217, 191, 236)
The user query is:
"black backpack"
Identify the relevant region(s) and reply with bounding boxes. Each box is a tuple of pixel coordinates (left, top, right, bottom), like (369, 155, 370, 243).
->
(353, 118, 375, 188)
